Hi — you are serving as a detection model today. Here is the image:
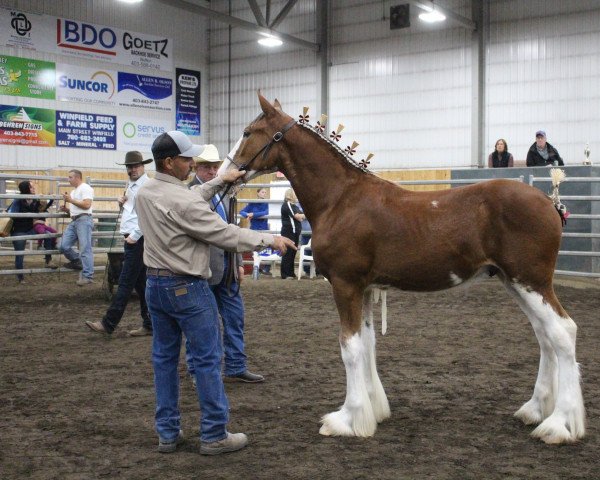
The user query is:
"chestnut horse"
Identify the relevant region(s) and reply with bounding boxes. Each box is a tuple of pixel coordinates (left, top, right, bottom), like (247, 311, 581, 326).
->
(219, 94, 585, 444)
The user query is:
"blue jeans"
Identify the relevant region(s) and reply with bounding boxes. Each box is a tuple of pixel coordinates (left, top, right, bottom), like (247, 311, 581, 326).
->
(186, 276, 247, 377)
(12, 229, 55, 281)
(101, 237, 150, 333)
(146, 274, 229, 443)
(59, 215, 94, 279)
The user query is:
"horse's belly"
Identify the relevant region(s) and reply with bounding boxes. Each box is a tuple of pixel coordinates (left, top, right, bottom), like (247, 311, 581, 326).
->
(376, 264, 486, 292)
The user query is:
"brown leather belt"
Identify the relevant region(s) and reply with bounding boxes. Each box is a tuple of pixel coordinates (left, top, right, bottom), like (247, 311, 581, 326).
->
(71, 213, 92, 221)
(146, 268, 188, 277)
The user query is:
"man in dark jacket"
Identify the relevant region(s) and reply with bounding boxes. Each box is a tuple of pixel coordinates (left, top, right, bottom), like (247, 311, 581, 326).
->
(526, 130, 564, 167)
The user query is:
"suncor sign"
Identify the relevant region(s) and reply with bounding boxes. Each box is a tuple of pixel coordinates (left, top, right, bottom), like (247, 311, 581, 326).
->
(55, 17, 173, 71)
(56, 64, 117, 105)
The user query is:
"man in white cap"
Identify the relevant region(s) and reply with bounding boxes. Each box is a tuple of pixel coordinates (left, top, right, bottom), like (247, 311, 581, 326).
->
(187, 144, 264, 384)
(136, 131, 295, 456)
(526, 130, 564, 166)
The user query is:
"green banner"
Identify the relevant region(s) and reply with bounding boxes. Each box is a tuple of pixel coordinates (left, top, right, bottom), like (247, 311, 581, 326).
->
(0, 55, 55, 100)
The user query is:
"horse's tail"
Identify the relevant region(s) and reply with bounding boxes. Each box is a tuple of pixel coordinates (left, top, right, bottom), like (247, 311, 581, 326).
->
(550, 168, 569, 227)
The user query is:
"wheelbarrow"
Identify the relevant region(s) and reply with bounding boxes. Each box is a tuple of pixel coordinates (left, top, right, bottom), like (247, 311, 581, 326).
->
(102, 251, 124, 301)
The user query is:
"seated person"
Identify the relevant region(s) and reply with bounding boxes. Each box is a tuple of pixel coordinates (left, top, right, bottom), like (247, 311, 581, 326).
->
(10, 181, 57, 283)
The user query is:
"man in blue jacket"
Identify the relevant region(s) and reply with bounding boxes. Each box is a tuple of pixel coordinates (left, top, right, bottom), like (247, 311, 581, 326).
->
(239, 188, 271, 275)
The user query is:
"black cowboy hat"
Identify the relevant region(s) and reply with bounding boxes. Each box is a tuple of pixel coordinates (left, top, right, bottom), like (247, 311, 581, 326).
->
(116, 151, 153, 166)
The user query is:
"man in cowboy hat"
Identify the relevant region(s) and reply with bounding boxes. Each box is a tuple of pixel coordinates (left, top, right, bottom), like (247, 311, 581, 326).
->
(85, 151, 153, 337)
(187, 145, 265, 384)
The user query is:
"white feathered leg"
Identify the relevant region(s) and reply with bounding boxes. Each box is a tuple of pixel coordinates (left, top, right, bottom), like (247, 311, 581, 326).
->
(319, 333, 377, 437)
(362, 290, 390, 423)
(505, 283, 557, 425)
(510, 284, 585, 444)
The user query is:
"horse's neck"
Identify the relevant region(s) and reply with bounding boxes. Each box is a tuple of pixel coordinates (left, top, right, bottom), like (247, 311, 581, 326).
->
(279, 130, 363, 225)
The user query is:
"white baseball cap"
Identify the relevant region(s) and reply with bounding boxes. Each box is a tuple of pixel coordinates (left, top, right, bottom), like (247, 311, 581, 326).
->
(151, 130, 204, 159)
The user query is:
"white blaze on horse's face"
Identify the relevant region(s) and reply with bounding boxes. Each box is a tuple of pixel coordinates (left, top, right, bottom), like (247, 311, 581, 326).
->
(217, 134, 261, 184)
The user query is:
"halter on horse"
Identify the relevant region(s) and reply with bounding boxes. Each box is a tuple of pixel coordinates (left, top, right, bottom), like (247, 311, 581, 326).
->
(219, 93, 585, 445)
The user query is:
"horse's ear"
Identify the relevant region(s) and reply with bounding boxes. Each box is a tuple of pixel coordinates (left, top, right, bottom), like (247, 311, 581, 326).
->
(273, 98, 282, 110)
(258, 91, 277, 116)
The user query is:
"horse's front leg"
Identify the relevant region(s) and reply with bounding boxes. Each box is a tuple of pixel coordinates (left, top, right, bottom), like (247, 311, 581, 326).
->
(362, 289, 391, 423)
(320, 280, 377, 437)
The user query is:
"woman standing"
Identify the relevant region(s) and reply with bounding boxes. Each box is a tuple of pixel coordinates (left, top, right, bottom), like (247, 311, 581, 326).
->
(488, 139, 514, 168)
(280, 188, 305, 279)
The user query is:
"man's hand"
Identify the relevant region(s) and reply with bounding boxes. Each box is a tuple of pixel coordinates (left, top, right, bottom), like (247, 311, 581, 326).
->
(62, 192, 72, 204)
(219, 168, 246, 184)
(271, 235, 297, 256)
(238, 266, 245, 285)
(125, 236, 137, 245)
(118, 195, 128, 207)
(247, 212, 254, 219)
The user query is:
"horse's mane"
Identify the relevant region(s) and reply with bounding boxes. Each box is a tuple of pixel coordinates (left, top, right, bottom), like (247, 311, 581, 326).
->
(296, 121, 376, 176)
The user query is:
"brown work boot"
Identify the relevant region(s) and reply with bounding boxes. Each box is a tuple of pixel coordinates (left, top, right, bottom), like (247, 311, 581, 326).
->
(200, 432, 248, 455)
(128, 326, 152, 337)
(85, 321, 109, 335)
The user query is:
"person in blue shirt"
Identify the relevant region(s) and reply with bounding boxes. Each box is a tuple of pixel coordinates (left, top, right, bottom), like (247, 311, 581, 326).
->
(239, 188, 269, 230)
(239, 188, 271, 274)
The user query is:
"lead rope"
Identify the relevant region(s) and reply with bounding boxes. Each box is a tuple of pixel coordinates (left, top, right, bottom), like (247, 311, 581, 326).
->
(224, 194, 240, 296)
(101, 190, 125, 294)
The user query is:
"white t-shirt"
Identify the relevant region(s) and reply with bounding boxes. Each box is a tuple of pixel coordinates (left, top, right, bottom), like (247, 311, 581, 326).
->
(70, 183, 94, 216)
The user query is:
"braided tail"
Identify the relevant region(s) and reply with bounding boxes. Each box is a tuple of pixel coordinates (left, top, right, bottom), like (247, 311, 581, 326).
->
(550, 168, 568, 227)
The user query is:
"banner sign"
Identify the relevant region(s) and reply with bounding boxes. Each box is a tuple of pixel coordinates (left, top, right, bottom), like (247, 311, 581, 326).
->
(56, 110, 116, 150)
(0, 8, 53, 51)
(56, 64, 117, 106)
(0, 54, 55, 99)
(117, 72, 172, 111)
(117, 116, 171, 151)
(1, 8, 173, 72)
(0, 104, 55, 147)
(175, 68, 200, 135)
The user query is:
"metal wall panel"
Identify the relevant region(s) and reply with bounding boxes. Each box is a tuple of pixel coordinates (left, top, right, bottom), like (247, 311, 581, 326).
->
(486, 0, 600, 165)
(0, 0, 209, 170)
(208, 1, 318, 155)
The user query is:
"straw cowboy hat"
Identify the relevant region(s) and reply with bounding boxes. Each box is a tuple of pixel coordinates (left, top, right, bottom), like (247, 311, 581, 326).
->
(116, 151, 153, 166)
(194, 144, 222, 163)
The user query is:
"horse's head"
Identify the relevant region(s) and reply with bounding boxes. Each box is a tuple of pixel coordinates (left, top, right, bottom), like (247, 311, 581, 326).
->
(218, 92, 295, 184)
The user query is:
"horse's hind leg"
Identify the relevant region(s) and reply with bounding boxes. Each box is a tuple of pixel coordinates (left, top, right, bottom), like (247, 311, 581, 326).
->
(503, 282, 558, 425)
(320, 280, 377, 437)
(507, 282, 585, 444)
(361, 289, 391, 423)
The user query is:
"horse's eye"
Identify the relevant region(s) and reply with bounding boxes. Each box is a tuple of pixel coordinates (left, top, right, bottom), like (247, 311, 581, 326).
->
(243, 131, 251, 138)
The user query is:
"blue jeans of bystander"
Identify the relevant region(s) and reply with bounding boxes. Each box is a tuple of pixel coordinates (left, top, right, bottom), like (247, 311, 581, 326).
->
(146, 274, 229, 443)
(12, 229, 55, 281)
(186, 276, 247, 378)
(59, 215, 94, 279)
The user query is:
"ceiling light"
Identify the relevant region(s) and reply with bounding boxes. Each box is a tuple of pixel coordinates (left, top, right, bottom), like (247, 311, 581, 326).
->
(418, 8, 446, 23)
(258, 35, 283, 47)
(117, 0, 143, 4)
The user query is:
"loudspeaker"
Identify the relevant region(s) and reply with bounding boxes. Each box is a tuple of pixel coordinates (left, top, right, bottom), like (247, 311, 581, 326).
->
(390, 4, 410, 30)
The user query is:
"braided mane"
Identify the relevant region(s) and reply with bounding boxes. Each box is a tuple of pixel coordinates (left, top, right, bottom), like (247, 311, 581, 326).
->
(296, 121, 375, 175)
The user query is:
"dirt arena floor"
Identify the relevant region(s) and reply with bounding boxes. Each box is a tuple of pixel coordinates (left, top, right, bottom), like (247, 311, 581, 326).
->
(1, 268, 599, 480)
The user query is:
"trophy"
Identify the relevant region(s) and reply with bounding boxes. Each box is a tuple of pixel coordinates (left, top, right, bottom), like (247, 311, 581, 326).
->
(583, 143, 591, 165)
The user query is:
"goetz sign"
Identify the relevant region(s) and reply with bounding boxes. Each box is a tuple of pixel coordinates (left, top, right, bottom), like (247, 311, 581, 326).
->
(56, 64, 117, 105)
(56, 18, 172, 71)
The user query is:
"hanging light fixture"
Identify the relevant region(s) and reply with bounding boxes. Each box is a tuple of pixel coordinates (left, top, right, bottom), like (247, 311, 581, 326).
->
(418, 2, 446, 23)
(257, 34, 283, 47)
(117, 0, 143, 4)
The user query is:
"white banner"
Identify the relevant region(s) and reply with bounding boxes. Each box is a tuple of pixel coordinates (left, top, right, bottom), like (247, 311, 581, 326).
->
(1, 7, 173, 72)
(56, 64, 118, 106)
(0, 8, 53, 51)
(117, 116, 171, 152)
